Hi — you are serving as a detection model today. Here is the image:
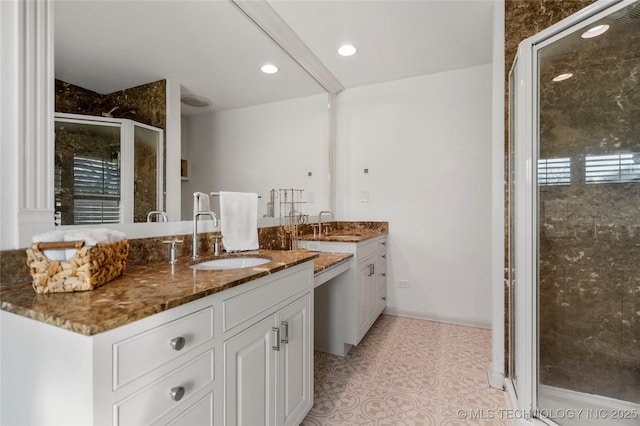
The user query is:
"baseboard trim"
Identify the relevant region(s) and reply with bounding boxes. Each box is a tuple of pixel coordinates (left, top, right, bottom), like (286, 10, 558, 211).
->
(488, 369, 505, 390)
(384, 307, 491, 329)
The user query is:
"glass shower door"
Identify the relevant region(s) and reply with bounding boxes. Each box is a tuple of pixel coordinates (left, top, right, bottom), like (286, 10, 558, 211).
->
(536, 1, 640, 424)
(54, 118, 123, 225)
(132, 123, 164, 223)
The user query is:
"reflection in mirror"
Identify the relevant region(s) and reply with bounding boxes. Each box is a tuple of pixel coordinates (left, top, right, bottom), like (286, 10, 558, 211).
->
(54, 0, 329, 228)
(54, 114, 164, 225)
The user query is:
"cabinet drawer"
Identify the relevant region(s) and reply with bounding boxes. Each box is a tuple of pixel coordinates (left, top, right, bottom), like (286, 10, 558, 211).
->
(223, 268, 308, 333)
(113, 307, 214, 390)
(114, 349, 214, 426)
(378, 259, 387, 276)
(358, 239, 378, 259)
(378, 238, 387, 252)
(164, 392, 213, 426)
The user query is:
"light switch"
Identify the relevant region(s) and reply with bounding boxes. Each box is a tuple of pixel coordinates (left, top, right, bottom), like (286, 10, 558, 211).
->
(361, 190, 369, 202)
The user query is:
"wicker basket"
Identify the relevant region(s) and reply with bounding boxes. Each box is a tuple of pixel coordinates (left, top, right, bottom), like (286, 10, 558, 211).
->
(26, 239, 129, 293)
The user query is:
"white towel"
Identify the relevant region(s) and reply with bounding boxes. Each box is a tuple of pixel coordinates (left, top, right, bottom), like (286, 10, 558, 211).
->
(32, 230, 68, 261)
(64, 228, 112, 259)
(219, 191, 259, 252)
(31, 228, 125, 261)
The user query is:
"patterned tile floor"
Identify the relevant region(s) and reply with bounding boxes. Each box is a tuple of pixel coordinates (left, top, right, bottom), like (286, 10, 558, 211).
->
(302, 315, 511, 426)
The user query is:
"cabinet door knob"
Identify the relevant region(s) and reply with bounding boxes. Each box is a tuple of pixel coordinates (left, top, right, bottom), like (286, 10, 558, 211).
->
(382, 297, 387, 301)
(169, 386, 185, 402)
(280, 321, 289, 344)
(381, 273, 386, 277)
(382, 255, 386, 259)
(169, 336, 186, 351)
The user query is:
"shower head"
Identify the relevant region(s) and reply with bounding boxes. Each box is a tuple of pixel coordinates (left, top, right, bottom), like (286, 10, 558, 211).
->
(101, 106, 136, 118)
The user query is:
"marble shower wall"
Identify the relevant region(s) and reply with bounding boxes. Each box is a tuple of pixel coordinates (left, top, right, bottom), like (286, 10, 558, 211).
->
(537, 3, 640, 402)
(503, 0, 597, 377)
(55, 79, 166, 129)
(55, 79, 167, 222)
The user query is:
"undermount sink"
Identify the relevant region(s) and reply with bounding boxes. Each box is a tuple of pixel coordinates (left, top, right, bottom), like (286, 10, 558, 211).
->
(189, 257, 271, 270)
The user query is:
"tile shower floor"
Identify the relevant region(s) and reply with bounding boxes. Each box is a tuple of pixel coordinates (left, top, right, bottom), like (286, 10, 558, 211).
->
(302, 315, 511, 425)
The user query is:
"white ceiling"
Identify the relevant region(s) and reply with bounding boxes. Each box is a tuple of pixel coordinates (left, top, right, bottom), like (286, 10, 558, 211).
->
(268, 0, 494, 89)
(54, 0, 494, 115)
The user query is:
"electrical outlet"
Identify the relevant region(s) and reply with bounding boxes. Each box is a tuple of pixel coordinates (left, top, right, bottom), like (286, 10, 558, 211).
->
(397, 280, 409, 288)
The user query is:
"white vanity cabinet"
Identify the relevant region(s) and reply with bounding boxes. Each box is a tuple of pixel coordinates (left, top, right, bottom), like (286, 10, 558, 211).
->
(299, 235, 387, 355)
(356, 237, 387, 341)
(0, 295, 216, 426)
(0, 261, 314, 426)
(221, 267, 313, 426)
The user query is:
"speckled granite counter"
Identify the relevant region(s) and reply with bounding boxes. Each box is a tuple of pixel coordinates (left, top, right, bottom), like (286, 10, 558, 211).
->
(0, 249, 319, 336)
(0, 249, 358, 337)
(312, 251, 353, 272)
(299, 221, 388, 243)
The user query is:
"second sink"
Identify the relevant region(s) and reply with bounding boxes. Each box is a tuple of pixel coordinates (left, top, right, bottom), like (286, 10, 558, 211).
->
(189, 256, 271, 270)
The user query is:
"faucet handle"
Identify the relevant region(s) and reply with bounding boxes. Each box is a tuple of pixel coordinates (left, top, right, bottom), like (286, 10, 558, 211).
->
(209, 235, 222, 256)
(162, 239, 184, 246)
(163, 239, 183, 263)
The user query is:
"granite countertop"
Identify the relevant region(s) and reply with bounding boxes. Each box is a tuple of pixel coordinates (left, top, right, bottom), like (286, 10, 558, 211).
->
(0, 249, 320, 336)
(299, 228, 387, 243)
(312, 251, 353, 272)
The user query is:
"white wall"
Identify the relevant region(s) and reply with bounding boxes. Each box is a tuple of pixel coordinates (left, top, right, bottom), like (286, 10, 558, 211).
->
(336, 64, 493, 328)
(182, 93, 330, 220)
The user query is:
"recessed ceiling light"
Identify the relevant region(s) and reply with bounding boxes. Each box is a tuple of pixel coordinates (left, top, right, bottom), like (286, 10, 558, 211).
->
(261, 64, 278, 74)
(552, 73, 574, 82)
(338, 44, 357, 57)
(581, 24, 610, 39)
(181, 95, 211, 107)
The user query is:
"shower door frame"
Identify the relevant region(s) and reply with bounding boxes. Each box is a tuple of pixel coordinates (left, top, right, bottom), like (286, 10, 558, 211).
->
(510, 0, 637, 425)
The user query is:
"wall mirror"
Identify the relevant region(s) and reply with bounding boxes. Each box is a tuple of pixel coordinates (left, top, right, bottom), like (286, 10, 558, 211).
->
(54, 0, 328, 226)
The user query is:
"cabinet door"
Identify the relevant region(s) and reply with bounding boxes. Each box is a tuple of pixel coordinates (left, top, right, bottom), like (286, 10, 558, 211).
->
(224, 314, 277, 426)
(277, 294, 312, 426)
(357, 258, 376, 342)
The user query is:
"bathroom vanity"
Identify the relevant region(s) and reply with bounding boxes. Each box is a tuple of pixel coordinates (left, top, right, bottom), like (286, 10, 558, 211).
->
(299, 229, 387, 356)
(0, 250, 317, 426)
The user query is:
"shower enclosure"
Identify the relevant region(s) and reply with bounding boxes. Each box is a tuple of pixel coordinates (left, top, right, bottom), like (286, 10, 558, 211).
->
(510, 0, 640, 424)
(54, 113, 164, 225)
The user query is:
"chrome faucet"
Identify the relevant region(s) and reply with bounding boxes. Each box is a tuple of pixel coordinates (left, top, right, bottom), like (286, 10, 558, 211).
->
(193, 211, 218, 259)
(192, 192, 218, 259)
(147, 210, 168, 222)
(318, 210, 333, 236)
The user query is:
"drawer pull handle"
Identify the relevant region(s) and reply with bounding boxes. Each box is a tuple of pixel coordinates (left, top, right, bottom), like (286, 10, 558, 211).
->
(169, 336, 186, 351)
(169, 386, 185, 402)
(271, 327, 280, 351)
(281, 321, 289, 344)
